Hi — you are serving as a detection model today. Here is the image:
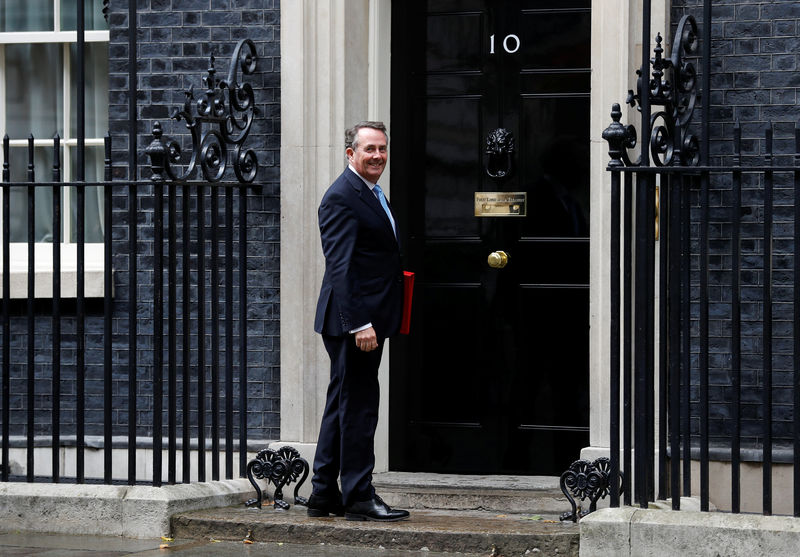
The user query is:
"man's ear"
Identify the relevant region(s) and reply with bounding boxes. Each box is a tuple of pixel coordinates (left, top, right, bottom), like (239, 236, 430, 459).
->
(345, 147, 355, 160)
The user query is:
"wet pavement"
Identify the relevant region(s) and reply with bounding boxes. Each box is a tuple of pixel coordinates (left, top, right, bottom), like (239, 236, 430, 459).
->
(0, 531, 484, 556)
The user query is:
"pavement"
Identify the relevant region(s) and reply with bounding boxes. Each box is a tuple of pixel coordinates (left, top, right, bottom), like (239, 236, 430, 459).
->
(0, 531, 482, 556)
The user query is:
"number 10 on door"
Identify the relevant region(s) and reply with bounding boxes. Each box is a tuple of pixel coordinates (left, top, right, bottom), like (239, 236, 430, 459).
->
(489, 34, 520, 54)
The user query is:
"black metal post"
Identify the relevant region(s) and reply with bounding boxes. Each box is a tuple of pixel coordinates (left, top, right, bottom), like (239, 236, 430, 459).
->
(668, 175, 681, 510)
(225, 188, 234, 479)
(168, 183, 177, 484)
(699, 0, 712, 515)
(658, 179, 668, 501)
(239, 185, 248, 476)
(182, 184, 191, 483)
(127, 0, 139, 486)
(636, 0, 652, 509)
(623, 172, 633, 505)
(76, 193, 86, 471)
(76, 0, 86, 486)
(52, 136, 62, 483)
(646, 174, 656, 504)
(794, 121, 800, 518)
(610, 168, 621, 507)
(681, 176, 691, 496)
(26, 135, 35, 483)
(731, 122, 742, 513)
(635, 172, 649, 508)
(1, 135, 8, 483)
(127, 174, 136, 484)
(148, 127, 166, 487)
(211, 186, 220, 481)
(699, 171, 709, 512)
(197, 185, 206, 482)
(763, 125, 774, 516)
(102, 134, 112, 486)
(153, 180, 163, 487)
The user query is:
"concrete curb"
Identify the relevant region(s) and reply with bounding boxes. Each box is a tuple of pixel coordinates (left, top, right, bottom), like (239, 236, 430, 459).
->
(580, 506, 800, 556)
(0, 479, 255, 539)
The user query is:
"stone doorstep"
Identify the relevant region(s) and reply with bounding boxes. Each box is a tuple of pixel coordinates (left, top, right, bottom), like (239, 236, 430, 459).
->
(0, 479, 254, 539)
(372, 472, 569, 515)
(170, 504, 580, 556)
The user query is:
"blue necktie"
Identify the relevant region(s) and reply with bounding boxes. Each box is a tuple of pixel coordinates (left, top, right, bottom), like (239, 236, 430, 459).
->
(373, 185, 396, 237)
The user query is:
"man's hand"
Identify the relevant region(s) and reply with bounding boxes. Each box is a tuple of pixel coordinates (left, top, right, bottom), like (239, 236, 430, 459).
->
(354, 327, 379, 352)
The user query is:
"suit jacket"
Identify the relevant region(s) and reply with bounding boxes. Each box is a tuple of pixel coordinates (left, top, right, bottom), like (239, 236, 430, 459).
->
(314, 168, 404, 340)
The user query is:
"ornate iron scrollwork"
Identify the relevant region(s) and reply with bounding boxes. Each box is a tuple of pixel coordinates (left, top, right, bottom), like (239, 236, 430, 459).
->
(245, 446, 309, 510)
(146, 38, 259, 183)
(485, 128, 515, 179)
(559, 457, 623, 523)
(605, 15, 700, 167)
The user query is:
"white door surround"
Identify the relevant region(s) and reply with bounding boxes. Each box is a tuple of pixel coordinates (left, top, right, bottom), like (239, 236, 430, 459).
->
(279, 0, 664, 474)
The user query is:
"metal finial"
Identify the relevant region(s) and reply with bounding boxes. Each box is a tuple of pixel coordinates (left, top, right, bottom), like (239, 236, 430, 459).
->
(602, 103, 629, 168)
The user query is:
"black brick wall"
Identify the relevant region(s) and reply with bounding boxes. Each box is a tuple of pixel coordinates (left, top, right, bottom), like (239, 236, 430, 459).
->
(3, 0, 281, 446)
(106, 0, 281, 442)
(670, 0, 799, 455)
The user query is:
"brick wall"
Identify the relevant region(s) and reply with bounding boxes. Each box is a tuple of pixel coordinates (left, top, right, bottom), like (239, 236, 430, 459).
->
(1, 0, 280, 447)
(106, 0, 281, 443)
(670, 0, 799, 455)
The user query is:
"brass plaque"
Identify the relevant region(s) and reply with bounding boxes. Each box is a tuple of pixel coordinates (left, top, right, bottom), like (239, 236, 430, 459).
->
(474, 192, 527, 217)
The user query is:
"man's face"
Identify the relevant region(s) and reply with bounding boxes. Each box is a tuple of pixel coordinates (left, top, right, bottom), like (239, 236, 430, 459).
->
(347, 127, 388, 183)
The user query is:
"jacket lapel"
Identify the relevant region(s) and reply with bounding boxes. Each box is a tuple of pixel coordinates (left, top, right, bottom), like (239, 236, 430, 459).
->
(346, 169, 398, 241)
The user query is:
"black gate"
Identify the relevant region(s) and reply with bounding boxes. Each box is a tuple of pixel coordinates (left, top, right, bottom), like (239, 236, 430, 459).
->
(1, 3, 261, 486)
(605, 0, 800, 516)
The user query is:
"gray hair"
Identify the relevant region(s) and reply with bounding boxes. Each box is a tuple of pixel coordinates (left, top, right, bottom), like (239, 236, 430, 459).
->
(345, 121, 388, 151)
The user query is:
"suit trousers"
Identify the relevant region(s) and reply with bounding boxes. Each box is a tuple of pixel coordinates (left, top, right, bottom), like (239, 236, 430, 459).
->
(311, 334, 383, 506)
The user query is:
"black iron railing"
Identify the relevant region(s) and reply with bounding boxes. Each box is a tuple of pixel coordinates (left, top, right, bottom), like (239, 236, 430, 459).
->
(604, 1, 800, 516)
(0, 132, 251, 486)
(0, 0, 261, 484)
(0, 2, 260, 487)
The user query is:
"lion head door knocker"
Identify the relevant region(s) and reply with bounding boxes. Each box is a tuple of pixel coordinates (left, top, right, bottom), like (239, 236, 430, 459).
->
(485, 128, 515, 180)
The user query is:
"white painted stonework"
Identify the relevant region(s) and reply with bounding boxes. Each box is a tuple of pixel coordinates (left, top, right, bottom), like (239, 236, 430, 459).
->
(279, 0, 392, 472)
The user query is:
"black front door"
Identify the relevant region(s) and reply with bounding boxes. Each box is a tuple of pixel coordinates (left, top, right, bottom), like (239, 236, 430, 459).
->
(390, 0, 591, 475)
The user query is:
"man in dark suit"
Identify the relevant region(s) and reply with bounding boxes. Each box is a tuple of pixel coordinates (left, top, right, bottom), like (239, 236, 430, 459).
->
(307, 122, 409, 522)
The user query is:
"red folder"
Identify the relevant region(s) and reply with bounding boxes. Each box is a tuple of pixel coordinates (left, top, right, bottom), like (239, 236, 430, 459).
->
(400, 271, 415, 335)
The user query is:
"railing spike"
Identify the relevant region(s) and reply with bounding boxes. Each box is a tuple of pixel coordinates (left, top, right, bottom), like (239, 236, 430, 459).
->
(733, 120, 741, 167)
(104, 133, 112, 182)
(27, 135, 34, 182)
(765, 122, 773, 163)
(2, 135, 8, 183)
(53, 135, 61, 162)
(52, 135, 61, 181)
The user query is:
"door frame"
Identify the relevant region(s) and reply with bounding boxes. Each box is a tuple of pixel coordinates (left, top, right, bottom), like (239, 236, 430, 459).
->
(278, 0, 393, 472)
(278, 0, 666, 474)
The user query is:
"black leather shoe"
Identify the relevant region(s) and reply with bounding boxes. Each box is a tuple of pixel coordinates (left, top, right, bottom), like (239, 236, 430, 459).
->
(345, 495, 410, 522)
(307, 493, 345, 517)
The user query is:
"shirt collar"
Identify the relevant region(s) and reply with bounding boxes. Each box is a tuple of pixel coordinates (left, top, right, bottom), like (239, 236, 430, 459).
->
(348, 164, 377, 191)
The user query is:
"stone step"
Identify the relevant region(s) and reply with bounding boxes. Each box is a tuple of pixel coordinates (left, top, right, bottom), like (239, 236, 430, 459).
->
(170, 505, 579, 556)
(372, 472, 570, 516)
(172, 473, 579, 556)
